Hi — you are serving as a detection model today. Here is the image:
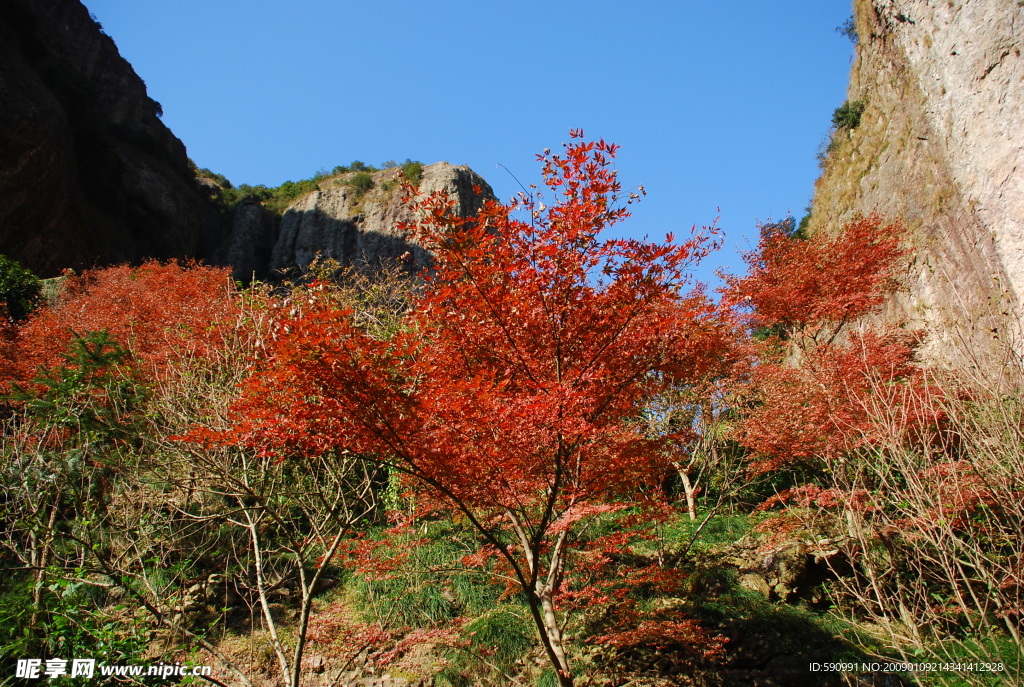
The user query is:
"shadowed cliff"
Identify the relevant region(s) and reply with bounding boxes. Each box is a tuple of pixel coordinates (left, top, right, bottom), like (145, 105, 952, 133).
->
(0, 0, 223, 277)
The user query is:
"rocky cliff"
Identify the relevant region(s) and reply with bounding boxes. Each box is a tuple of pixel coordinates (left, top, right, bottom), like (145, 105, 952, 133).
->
(224, 162, 495, 281)
(808, 0, 1023, 356)
(0, 0, 495, 282)
(0, 0, 221, 277)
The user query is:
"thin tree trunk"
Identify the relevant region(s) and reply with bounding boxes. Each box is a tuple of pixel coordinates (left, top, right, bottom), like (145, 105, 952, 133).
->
(29, 504, 58, 634)
(507, 512, 574, 686)
(679, 470, 697, 521)
(244, 508, 292, 687)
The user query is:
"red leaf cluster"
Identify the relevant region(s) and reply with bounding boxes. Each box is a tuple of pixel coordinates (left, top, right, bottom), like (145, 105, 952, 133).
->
(755, 484, 874, 512)
(735, 329, 930, 472)
(723, 215, 906, 346)
(721, 215, 938, 473)
(901, 460, 1004, 530)
(1, 261, 239, 391)
(592, 619, 726, 658)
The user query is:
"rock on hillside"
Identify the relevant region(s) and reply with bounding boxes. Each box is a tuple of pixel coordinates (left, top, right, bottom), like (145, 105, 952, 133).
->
(225, 163, 495, 281)
(808, 0, 1023, 359)
(0, 0, 221, 277)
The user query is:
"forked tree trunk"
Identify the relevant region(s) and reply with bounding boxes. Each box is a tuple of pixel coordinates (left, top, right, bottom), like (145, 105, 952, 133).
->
(673, 462, 698, 521)
(508, 513, 574, 685)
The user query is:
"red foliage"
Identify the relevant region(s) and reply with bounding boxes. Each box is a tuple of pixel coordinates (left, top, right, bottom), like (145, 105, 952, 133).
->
(719, 214, 940, 473)
(585, 562, 726, 663)
(2, 261, 239, 390)
(208, 132, 735, 684)
(723, 215, 905, 346)
(755, 484, 874, 512)
(593, 619, 726, 657)
(304, 603, 396, 660)
(734, 329, 931, 472)
(901, 460, 1003, 530)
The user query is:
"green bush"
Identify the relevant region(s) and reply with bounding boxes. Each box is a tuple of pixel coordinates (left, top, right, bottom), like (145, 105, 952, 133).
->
(13, 329, 139, 438)
(345, 171, 375, 197)
(332, 160, 378, 176)
(196, 167, 232, 189)
(401, 160, 424, 186)
(0, 254, 41, 321)
(270, 179, 319, 211)
(215, 178, 319, 213)
(832, 100, 866, 130)
(206, 158, 423, 215)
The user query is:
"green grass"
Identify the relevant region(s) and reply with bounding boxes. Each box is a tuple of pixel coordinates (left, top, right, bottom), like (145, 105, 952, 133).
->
(347, 522, 509, 629)
(904, 633, 1023, 686)
(436, 607, 535, 686)
(658, 512, 755, 554)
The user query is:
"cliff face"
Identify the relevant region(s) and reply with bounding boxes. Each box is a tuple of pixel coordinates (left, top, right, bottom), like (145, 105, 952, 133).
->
(808, 0, 1023, 353)
(226, 163, 495, 281)
(0, 0, 496, 282)
(0, 0, 220, 277)
(269, 162, 494, 276)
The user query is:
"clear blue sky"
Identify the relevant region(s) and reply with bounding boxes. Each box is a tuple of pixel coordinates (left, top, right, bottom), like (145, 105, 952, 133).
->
(85, 0, 856, 280)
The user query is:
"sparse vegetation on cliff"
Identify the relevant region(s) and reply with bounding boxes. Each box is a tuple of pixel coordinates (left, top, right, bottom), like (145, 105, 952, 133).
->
(836, 16, 858, 44)
(831, 99, 866, 130)
(197, 158, 425, 215)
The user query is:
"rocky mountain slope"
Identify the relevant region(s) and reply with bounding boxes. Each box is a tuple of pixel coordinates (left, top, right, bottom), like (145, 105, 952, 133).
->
(224, 163, 495, 281)
(808, 0, 1023, 357)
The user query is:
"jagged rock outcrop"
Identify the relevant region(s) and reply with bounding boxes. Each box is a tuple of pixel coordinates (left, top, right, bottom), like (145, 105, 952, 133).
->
(0, 0, 220, 277)
(255, 162, 495, 278)
(808, 0, 1023, 358)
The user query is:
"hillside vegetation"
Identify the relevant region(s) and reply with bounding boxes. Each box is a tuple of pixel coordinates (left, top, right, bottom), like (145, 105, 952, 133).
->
(195, 159, 425, 215)
(1, 135, 1020, 687)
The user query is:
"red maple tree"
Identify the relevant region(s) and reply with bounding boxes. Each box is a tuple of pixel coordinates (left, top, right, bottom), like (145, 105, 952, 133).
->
(213, 132, 732, 684)
(722, 215, 927, 473)
(723, 215, 905, 349)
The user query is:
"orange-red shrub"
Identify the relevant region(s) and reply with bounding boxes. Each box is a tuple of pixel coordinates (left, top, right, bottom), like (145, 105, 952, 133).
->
(2, 261, 239, 391)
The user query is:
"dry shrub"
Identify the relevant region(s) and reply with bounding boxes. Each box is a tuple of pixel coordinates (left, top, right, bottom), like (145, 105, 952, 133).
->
(804, 330, 1024, 681)
(280, 254, 417, 341)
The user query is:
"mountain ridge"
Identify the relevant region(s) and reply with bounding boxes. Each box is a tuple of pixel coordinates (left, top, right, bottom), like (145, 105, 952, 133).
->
(0, 0, 494, 280)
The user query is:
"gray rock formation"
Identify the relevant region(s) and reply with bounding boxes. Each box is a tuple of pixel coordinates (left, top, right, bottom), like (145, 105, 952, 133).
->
(0, 0, 220, 277)
(265, 162, 495, 277)
(808, 0, 1023, 360)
